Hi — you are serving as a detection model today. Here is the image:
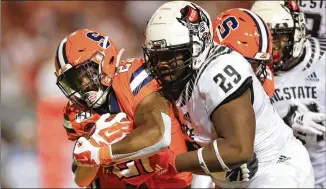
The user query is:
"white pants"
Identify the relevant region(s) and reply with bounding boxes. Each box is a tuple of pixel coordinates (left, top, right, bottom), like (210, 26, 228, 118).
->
(309, 150, 326, 188)
(212, 137, 315, 188)
(191, 174, 215, 188)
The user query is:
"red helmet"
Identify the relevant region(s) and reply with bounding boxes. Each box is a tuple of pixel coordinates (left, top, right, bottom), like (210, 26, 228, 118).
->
(55, 29, 123, 108)
(213, 8, 273, 84)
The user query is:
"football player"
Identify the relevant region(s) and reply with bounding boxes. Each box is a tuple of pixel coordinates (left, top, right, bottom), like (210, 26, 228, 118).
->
(251, 1, 326, 187)
(192, 7, 275, 188)
(54, 29, 192, 188)
(213, 8, 275, 98)
(194, 8, 276, 188)
(142, 1, 314, 188)
(192, 7, 274, 188)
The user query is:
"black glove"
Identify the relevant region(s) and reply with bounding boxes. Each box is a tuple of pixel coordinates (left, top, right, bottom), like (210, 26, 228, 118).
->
(225, 153, 258, 182)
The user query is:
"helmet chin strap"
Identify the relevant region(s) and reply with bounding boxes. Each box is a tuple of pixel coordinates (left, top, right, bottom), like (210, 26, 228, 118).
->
(116, 48, 125, 68)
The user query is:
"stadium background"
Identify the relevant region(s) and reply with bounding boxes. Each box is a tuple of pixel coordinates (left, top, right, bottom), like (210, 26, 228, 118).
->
(2, 1, 271, 187)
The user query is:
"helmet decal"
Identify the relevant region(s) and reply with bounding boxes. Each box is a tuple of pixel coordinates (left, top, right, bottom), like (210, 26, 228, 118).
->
(176, 3, 211, 48)
(86, 32, 111, 49)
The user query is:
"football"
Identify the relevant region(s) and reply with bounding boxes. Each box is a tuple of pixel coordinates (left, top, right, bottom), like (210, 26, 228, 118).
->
(83, 122, 96, 139)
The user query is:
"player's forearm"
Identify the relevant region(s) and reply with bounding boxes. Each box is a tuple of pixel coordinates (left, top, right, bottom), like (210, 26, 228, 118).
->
(111, 123, 166, 154)
(108, 92, 172, 164)
(74, 166, 99, 187)
(175, 149, 207, 175)
(109, 112, 171, 164)
(176, 139, 252, 174)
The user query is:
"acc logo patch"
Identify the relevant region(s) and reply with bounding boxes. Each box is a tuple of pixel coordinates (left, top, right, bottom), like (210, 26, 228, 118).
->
(75, 110, 92, 123)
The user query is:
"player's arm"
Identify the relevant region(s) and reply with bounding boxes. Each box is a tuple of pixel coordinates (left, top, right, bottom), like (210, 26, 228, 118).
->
(175, 53, 256, 174)
(66, 123, 99, 187)
(176, 89, 255, 174)
(73, 61, 172, 166)
(72, 138, 99, 187)
(110, 91, 172, 163)
(73, 161, 100, 187)
(63, 103, 101, 187)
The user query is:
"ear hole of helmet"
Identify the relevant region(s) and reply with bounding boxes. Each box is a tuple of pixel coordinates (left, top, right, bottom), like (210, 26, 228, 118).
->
(109, 56, 115, 64)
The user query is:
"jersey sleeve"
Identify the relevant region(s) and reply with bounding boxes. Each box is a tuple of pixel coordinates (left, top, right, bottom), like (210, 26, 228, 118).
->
(198, 51, 254, 116)
(63, 101, 101, 141)
(112, 58, 160, 119)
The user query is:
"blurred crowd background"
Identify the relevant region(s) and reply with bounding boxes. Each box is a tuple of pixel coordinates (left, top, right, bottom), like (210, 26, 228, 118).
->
(1, 1, 255, 187)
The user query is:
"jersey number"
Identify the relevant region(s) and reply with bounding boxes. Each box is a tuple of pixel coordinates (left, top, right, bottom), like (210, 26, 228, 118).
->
(111, 158, 154, 179)
(216, 16, 239, 42)
(115, 63, 132, 76)
(304, 13, 322, 37)
(118, 64, 131, 74)
(213, 65, 241, 93)
(86, 32, 111, 48)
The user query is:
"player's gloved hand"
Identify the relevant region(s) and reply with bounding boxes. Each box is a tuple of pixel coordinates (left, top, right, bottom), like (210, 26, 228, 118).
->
(73, 113, 132, 167)
(73, 136, 117, 167)
(224, 153, 258, 182)
(90, 113, 132, 146)
(73, 137, 101, 167)
(291, 111, 326, 135)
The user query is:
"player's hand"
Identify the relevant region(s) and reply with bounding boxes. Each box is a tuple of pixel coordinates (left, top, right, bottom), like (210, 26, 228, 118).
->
(224, 153, 258, 182)
(73, 137, 101, 167)
(90, 113, 132, 146)
(74, 113, 132, 167)
(291, 111, 326, 135)
(73, 137, 115, 167)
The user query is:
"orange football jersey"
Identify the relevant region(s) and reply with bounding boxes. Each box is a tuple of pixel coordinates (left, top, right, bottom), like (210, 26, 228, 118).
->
(112, 58, 192, 188)
(112, 58, 159, 120)
(63, 58, 192, 188)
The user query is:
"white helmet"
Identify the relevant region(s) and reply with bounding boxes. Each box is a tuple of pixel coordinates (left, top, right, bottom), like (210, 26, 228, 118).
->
(143, 1, 213, 100)
(251, 0, 306, 72)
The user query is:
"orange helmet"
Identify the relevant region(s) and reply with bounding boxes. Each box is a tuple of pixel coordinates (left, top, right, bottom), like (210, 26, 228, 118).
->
(55, 29, 123, 108)
(213, 8, 273, 84)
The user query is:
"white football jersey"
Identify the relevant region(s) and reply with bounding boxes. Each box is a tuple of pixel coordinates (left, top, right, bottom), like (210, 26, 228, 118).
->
(299, 0, 326, 37)
(175, 44, 294, 186)
(271, 37, 326, 187)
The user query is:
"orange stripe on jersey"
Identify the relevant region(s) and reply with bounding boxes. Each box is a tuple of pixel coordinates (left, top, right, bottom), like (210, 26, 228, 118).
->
(112, 58, 160, 119)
